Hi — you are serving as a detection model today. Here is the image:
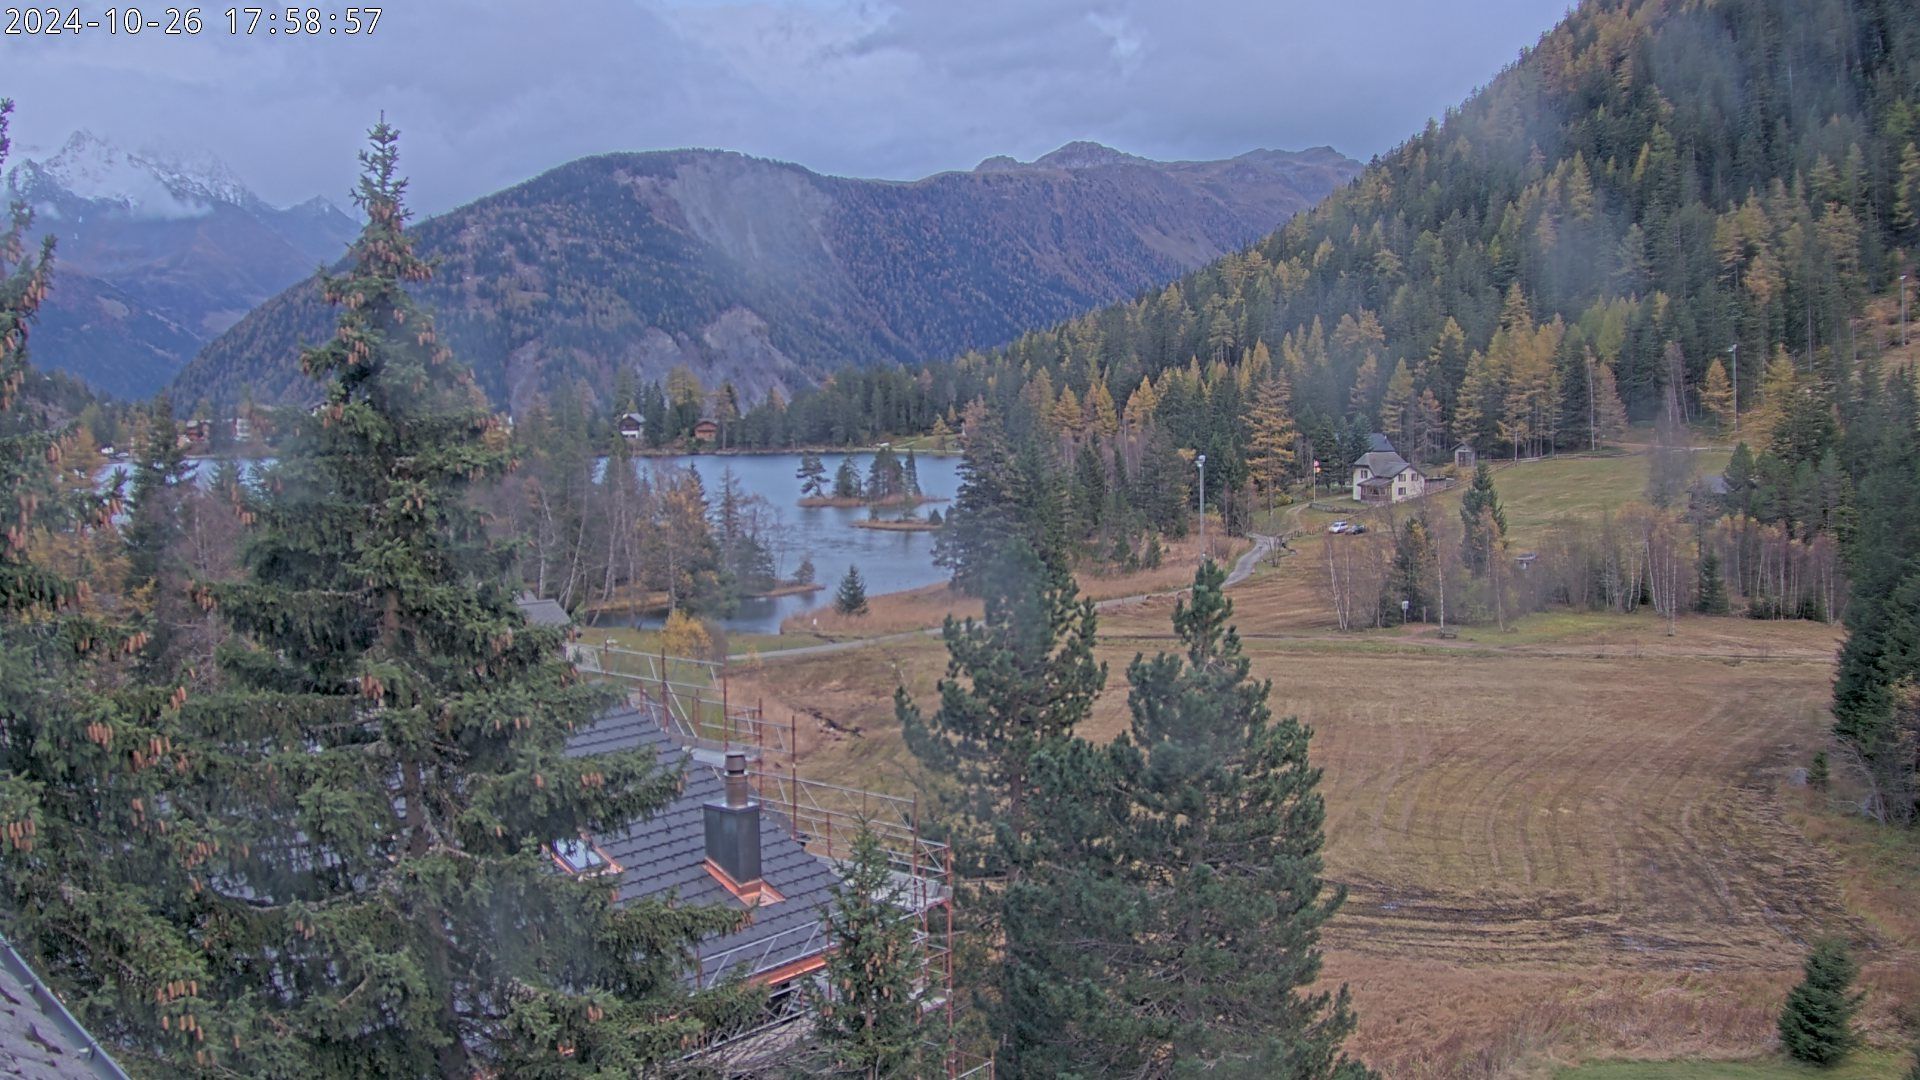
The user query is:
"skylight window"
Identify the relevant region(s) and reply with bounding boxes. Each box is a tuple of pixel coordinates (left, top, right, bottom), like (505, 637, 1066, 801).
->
(553, 837, 611, 876)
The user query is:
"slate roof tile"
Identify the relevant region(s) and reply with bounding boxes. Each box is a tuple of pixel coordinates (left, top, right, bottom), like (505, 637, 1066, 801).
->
(566, 705, 842, 986)
(0, 937, 128, 1079)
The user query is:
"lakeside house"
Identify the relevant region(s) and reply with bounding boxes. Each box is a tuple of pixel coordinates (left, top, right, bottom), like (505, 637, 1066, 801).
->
(1351, 433, 1428, 505)
(177, 417, 253, 453)
(618, 413, 646, 440)
(692, 418, 720, 443)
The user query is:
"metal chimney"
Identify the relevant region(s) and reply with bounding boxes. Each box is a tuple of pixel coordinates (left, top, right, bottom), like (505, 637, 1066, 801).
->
(704, 752, 762, 888)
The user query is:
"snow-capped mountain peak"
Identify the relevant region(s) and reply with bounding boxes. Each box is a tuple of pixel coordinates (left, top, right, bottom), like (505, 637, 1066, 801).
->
(7, 130, 268, 220)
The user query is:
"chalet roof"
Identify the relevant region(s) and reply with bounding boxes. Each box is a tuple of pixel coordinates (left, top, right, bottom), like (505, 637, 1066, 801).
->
(0, 936, 129, 1079)
(1353, 450, 1415, 478)
(1357, 475, 1396, 491)
(1366, 432, 1397, 454)
(514, 594, 571, 629)
(565, 705, 842, 987)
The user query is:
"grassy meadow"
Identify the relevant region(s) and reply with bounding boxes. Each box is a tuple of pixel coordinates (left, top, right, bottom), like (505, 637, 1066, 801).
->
(717, 445, 1918, 1078)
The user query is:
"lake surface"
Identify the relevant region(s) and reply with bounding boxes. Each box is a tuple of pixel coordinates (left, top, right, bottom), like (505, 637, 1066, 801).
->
(597, 452, 961, 635)
(96, 452, 952, 636)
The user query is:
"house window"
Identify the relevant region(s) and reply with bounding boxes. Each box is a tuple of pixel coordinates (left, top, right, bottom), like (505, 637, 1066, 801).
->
(553, 837, 619, 876)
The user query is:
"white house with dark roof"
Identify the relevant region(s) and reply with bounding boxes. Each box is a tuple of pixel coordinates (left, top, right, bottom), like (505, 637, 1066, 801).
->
(1351, 433, 1428, 504)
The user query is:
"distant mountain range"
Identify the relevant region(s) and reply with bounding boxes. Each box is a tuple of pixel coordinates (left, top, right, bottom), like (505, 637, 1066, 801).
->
(5, 131, 359, 398)
(169, 141, 1360, 412)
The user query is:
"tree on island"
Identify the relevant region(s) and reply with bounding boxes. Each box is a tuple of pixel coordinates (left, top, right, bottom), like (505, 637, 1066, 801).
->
(833, 457, 864, 500)
(835, 564, 869, 616)
(797, 452, 828, 499)
(794, 554, 816, 586)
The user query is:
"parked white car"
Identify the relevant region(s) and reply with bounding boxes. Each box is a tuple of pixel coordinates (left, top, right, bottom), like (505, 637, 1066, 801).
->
(1328, 520, 1351, 534)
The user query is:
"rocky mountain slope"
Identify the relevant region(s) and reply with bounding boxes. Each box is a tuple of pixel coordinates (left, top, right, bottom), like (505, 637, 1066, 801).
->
(6, 131, 358, 398)
(171, 142, 1359, 411)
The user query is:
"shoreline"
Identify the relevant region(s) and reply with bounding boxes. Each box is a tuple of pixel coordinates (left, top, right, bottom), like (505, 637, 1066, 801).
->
(850, 519, 940, 532)
(629, 445, 962, 459)
(582, 580, 824, 617)
(796, 495, 951, 509)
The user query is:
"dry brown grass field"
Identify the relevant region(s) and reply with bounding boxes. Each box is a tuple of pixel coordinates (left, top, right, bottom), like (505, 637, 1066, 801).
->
(727, 454, 1918, 1078)
(780, 530, 1247, 637)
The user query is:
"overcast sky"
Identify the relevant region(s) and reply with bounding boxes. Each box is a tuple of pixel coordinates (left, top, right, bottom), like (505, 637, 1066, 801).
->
(7, 0, 1571, 215)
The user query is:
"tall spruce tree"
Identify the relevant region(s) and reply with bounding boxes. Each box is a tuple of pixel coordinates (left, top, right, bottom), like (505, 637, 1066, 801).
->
(811, 829, 922, 1078)
(1832, 368, 1920, 824)
(177, 123, 740, 1075)
(123, 396, 194, 594)
(1777, 938, 1861, 1066)
(897, 538, 1106, 1074)
(903, 448, 921, 498)
(899, 538, 1104, 877)
(1695, 551, 1730, 615)
(1111, 561, 1369, 1076)
(0, 99, 229, 1070)
(995, 734, 1137, 1079)
(834, 564, 869, 616)
(1383, 516, 1436, 625)
(833, 457, 864, 500)
(1459, 462, 1507, 574)
(933, 405, 1019, 595)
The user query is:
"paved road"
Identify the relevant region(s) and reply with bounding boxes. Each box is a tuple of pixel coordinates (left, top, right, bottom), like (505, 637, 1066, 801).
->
(741, 533, 1280, 664)
(735, 627, 940, 663)
(1226, 532, 1277, 587)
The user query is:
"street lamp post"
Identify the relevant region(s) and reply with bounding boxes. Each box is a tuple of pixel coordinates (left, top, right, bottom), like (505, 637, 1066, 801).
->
(1196, 454, 1207, 561)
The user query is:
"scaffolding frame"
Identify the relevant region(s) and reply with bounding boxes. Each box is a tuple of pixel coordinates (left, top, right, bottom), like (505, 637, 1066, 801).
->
(577, 644, 986, 1078)
(747, 767, 989, 1079)
(573, 641, 796, 759)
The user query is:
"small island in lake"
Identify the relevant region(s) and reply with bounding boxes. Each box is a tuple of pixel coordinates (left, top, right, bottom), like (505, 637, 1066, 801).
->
(793, 447, 948, 515)
(851, 516, 942, 532)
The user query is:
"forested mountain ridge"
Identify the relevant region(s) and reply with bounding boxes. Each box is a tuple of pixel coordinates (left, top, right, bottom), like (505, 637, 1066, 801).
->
(4, 131, 358, 398)
(742, 0, 1916, 453)
(170, 143, 1360, 412)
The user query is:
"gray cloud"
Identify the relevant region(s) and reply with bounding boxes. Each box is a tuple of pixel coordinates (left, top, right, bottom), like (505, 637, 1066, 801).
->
(6, 0, 1568, 214)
